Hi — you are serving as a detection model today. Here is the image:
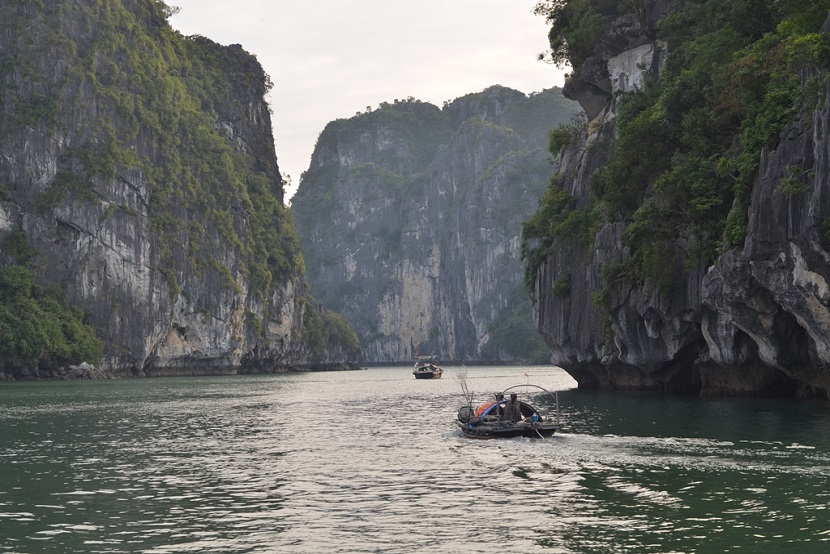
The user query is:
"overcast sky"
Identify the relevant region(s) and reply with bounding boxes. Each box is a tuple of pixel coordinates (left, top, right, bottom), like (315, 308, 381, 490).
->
(168, 0, 568, 201)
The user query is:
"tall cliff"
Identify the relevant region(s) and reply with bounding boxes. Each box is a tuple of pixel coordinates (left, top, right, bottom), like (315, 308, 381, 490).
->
(0, 0, 360, 380)
(527, 0, 830, 396)
(292, 87, 580, 363)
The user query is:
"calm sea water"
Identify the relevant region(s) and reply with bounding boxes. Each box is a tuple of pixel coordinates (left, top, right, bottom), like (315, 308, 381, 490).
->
(2, 366, 830, 553)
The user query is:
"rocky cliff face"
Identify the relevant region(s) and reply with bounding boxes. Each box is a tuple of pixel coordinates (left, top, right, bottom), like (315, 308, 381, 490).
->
(292, 87, 579, 363)
(533, 1, 830, 396)
(699, 81, 830, 396)
(0, 0, 359, 380)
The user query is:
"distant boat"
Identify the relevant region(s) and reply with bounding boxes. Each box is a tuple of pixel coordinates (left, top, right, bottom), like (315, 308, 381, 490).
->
(413, 356, 442, 379)
(456, 384, 560, 439)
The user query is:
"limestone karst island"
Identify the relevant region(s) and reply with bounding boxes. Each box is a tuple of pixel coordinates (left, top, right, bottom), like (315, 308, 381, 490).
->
(5, 2, 830, 551)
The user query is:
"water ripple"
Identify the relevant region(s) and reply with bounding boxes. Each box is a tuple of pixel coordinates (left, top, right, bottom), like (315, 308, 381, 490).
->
(2, 368, 830, 552)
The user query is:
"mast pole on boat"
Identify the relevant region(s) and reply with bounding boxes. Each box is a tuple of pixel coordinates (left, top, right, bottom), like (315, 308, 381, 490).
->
(555, 391, 560, 426)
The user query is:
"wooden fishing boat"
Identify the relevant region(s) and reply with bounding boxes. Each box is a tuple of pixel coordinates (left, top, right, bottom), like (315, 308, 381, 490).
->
(456, 384, 560, 439)
(413, 356, 442, 379)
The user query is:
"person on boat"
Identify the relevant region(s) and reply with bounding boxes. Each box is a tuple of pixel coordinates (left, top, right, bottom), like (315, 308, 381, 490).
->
(501, 393, 522, 422)
(491, 393, 505, 418)
(474, 393, 504, 418)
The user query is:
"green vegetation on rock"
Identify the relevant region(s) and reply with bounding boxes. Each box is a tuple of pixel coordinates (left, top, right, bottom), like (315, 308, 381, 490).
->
(0, 0, 356, 369)
(1, 0, 304, 298)
(526, 0, 830, 293)
(301, 299, 361, 361)
(483, 291, 552, 364)
(0, 232, 103, 368)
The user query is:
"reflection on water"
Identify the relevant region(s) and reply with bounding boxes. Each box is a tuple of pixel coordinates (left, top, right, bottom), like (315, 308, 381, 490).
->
(1, 367, 830, 553)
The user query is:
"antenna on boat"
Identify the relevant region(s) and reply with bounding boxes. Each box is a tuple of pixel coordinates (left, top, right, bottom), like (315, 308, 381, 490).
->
(555, 390, 560, 426)
(454, 369, 474, 411)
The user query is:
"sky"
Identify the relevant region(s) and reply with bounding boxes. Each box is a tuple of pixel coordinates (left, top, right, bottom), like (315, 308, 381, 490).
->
(168, 0, 568, 201)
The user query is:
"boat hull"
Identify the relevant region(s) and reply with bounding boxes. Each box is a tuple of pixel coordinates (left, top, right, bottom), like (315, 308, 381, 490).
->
(413, 371, 442, 379)
(457, 421, 559, 439)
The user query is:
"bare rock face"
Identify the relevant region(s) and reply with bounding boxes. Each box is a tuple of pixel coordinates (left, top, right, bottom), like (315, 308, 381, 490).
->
(533, 1, 830, 397)
(564, 1, 670, 120)
(0, 0, 359, 380)
(564, 58, 612, 120)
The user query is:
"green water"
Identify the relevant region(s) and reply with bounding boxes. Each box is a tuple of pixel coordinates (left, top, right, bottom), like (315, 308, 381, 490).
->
(1, 367, 829, 553)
